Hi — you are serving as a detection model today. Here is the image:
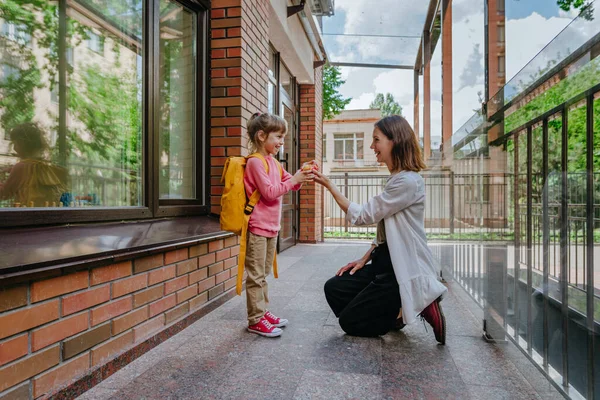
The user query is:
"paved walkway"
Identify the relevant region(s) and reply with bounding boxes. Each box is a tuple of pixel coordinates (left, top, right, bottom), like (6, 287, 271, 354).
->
(77, 243, 563, 400)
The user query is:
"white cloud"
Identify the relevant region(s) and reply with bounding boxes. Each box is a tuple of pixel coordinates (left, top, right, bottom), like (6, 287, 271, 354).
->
(326, 0, 425, 65)
(333, 0, 584, 145)
(505, 12, 571, 82)
(347, 92, 376, 109)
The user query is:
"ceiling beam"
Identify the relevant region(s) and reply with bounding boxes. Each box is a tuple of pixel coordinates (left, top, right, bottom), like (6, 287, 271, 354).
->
(329, 62, 414, 70)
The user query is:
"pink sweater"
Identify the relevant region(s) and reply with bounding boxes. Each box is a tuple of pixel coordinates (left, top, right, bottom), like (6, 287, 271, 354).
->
(244, 156, 301, 237)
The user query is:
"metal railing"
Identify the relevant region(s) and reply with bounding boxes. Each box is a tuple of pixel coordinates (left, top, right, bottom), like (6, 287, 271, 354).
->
(323, 92, 600, 399)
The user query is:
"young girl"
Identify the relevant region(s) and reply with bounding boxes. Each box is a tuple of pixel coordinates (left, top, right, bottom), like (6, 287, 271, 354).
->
(313, 115, 448, 344)
(243, 112, 315, 337)
(0, 123, 69, 207)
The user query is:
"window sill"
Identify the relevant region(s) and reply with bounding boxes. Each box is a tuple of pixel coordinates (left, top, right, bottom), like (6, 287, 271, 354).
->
(0, 216, 232, 279)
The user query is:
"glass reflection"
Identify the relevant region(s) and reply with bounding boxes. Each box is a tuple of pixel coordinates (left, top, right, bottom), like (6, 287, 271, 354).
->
(159, 0, 196, 200)
(0, 0, 144, 208)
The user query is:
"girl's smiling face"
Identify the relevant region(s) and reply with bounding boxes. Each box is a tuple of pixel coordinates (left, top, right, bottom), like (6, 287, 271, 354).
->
(370, 127, 395, 171)
(259, 130, 286, 157)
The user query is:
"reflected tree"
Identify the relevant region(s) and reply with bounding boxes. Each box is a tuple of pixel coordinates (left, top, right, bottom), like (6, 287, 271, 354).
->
(369, 93, 403, 117)
(1, 0, 143, 205)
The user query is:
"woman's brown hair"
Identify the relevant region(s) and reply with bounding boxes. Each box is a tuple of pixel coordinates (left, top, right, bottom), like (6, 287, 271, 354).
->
(247, 112, 287, 153)
(374, 115, 426, 172)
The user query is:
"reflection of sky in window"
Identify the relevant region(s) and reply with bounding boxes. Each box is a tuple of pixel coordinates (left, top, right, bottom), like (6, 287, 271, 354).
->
(77, 0, 143, 40)
(493, 1, 599, 108)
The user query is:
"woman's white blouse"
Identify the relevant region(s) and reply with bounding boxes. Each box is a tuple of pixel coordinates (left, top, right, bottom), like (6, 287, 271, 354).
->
(346, 171, 447, 324)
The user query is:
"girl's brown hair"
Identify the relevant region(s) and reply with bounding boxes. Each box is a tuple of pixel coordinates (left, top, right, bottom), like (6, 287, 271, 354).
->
(10, 122, 49, 158)
(374, 115, 426, 172)
(247, 112, 287, 153)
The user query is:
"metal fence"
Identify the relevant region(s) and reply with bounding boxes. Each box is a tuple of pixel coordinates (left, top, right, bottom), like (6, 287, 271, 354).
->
(324, 172, 512, 240)
(322, 87, 600, 398)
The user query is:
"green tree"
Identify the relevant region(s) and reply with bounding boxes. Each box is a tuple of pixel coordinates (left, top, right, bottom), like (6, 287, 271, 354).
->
(369, 93, 403, 117)
(557, 0, 594, 20)
(322, 64, 351, 120)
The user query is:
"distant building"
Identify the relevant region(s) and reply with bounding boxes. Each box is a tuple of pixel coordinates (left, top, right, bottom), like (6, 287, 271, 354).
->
(322, 109, 388, 176)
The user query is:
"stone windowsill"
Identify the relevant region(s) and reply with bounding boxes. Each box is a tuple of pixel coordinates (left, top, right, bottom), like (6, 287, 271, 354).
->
(0, 216, 232, 279)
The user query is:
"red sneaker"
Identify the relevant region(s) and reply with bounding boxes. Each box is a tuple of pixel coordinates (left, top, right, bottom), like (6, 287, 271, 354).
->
(247, 318, 282, 338)
(420, 298, 446, 345)
(263, 310, 288, 328)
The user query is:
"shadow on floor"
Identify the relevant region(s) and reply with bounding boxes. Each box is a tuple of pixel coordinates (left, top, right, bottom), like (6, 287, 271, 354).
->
(77, 243, 563, 400)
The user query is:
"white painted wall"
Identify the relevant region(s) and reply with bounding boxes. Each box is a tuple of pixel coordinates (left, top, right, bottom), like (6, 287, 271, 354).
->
(268, 1, 315, 84)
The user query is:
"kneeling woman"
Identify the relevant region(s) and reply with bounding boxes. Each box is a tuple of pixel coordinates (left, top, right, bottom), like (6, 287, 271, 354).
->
(312, 115, 447, 344)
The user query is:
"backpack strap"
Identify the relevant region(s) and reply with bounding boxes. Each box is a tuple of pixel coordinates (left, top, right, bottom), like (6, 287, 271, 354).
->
(236, 153, 280, 295)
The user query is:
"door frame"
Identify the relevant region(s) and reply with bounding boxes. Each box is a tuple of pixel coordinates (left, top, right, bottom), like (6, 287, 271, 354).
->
(277, 73, 298, 252)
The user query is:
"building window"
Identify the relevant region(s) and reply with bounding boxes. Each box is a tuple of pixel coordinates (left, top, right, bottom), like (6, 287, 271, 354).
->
(334, 133, 364, 160)
(323, 135, 327, 161)
(280, 62, 292, 100)
(497, 0, 505, 13)
(1, 64, 20, 83)
(0, 0, 208, 225)
(497, 25, 505, 43)
(498, 55, 506, 74)
(87, 31, 105, 54)
(159, 0, 197, 200)
(1, 21, 31, 45)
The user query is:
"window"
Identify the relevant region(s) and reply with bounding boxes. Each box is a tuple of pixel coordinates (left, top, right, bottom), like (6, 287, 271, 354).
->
(1, 64, 20, 83)
(87, 31, 105, 54)
(1, 21, 31, 45)
(334, 133, 364, 160)
(280, 62, 292, 99)
(497, 0, 505, 13)
(0, 0, 208, 225)
(268, 46, 278, 114)
(498, 55, 506, 74)
(497, 25, 505, 43)
(322, 135, 327, 161)
(159, 1, 197, 200)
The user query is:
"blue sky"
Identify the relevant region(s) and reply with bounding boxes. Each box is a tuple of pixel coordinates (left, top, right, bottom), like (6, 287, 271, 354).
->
(323, 0, 593, 140)
(505, 0, 570, 19)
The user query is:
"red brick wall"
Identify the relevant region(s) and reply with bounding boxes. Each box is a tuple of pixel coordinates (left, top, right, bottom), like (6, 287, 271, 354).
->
(0, 236, 239, 399)
(298, 65, 324, 243)
(210, 0, 269, 215)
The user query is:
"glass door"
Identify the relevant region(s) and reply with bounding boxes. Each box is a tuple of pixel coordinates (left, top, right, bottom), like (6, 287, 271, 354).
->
(278, 89, 297, 251)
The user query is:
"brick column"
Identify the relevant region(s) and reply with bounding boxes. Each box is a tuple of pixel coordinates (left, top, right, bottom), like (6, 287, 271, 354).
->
(298, 65, 323, 243)
(422, 30, 431, 162)
(414, 68, 420, 138)
(210, 0, 269, 214)
(441, 0, 453, 166)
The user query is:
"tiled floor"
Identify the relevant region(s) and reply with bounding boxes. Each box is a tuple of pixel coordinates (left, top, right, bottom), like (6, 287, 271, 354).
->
(77, 243, 563, 400)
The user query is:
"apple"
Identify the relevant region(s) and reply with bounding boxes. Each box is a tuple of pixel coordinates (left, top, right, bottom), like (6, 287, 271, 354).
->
(302, 163, 319, 172)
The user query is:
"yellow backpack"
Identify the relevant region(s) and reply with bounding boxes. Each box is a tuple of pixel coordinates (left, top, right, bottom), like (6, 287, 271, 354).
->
(219, 153, 283, 295)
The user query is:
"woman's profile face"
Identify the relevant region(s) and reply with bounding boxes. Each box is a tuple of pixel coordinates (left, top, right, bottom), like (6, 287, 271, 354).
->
(370, 127, 394, 171)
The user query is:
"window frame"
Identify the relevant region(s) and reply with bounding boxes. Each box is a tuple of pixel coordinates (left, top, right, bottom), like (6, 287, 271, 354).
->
(333, 133, 364, 161)
(0, 0, 211, 227)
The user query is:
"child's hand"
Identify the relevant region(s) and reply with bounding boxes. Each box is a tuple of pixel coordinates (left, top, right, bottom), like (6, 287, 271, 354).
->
(301, 160, 319, 172)
(291, 168, 314, 185)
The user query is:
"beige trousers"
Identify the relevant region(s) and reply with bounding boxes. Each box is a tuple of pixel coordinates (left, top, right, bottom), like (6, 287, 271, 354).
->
(245, 231, 277, 325)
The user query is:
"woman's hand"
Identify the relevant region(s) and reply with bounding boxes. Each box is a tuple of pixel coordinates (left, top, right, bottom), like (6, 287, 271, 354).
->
(336, 257, 367, 276)
(301, 160, 319, 172)
(290, 168, 314, 185)
(312, 170, 331, 188)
